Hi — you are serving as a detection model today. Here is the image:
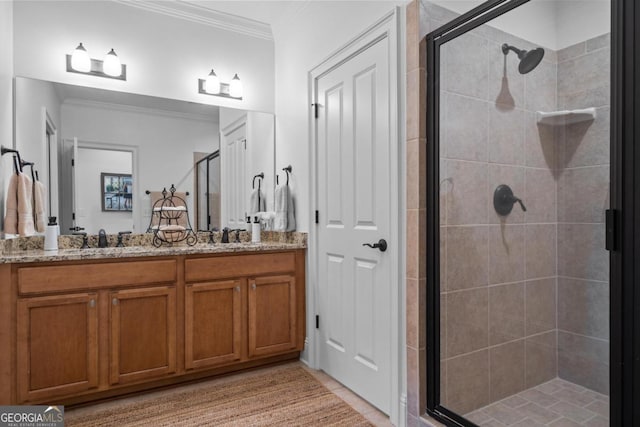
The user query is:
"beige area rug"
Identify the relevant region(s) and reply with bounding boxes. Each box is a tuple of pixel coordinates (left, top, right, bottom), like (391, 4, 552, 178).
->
(66, 366, 372, 426)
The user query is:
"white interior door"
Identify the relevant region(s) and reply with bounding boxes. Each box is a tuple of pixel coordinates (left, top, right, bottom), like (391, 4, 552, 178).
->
(71, 137, 79, 230)
(315, 31, 392, 413)
(221, 117, 247, 230)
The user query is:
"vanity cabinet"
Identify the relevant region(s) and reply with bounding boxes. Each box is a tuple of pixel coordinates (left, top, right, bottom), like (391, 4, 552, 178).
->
(248, 275, 298, 358)
(16, 293, 99, 403)
(184, 251, 305, 369)
(109, 286, 177, 385)
(3, 248, 305, 406)
(185, 280, 243, 370)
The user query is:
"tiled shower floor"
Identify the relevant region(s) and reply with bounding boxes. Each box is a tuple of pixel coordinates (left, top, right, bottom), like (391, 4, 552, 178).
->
(465, 378, 609, 426)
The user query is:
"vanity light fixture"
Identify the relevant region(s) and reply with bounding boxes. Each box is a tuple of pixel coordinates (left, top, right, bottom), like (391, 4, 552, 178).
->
(205, 69, 221, 94)
(198, 70, 243, 99)
(66, 43, 127, 81)
(103, 49, 122, 77)
(229, 74, 243, 98)
(70, 43, 91, 72)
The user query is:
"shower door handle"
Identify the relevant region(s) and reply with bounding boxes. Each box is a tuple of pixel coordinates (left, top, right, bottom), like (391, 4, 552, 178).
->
(363, 239, 388, 252)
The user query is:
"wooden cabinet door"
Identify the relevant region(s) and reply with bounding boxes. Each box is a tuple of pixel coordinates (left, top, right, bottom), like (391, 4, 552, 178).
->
(110, 286, 176, 385)
(185, 280, 242, 370)
(248, 275, 297, 357)
(17, 293, 98, 402)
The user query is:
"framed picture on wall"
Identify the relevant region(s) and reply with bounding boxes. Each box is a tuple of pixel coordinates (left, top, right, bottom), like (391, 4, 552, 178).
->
(101, 173, 133, 212)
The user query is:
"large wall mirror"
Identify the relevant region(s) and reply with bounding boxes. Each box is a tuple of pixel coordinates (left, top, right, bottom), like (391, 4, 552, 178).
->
(13, 77, 275, 236)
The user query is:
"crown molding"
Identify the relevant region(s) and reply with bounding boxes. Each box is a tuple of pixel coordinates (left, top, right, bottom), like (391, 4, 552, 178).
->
(62, 98, 219, 123)
(112, 0, 273, 41)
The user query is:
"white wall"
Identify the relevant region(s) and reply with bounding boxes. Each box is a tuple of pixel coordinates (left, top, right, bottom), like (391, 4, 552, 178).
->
(13, 0, 275, 113)
(62, 102, 219, 232)
(76, 148, 132, 235)
(429, 0, 610, 50)
(271, 1, 405, 233)
(0, 1, 13, 237)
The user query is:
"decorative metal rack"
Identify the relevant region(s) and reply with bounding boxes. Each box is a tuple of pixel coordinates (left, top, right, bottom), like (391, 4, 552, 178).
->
(146, 185, 197, 247)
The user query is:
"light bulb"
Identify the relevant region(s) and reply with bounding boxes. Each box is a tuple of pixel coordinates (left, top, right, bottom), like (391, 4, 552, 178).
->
(71, 43, 91, 73)
(103, 49, 122, 77)
(229, 74, 243, 98)
(205, 69, 220, 94)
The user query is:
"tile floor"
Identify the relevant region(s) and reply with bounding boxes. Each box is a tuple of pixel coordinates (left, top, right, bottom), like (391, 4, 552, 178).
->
(465, 378, 609, 426)
(66, 361, 393, 426)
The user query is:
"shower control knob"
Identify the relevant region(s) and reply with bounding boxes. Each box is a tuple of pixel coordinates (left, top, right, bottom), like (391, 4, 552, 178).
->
(494, 184, 527, 216)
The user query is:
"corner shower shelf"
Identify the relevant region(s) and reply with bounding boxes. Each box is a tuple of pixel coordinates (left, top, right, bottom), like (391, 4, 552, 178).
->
(536, 107, 597, 126)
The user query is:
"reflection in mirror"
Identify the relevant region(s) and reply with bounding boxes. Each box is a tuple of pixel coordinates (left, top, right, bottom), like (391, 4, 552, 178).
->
(78, 147, 134, 234)
(195, 151, 221, 231)
(12, 77, 275, 237)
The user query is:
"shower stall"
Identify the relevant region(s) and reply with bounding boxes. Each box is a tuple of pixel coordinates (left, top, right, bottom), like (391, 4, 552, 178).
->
(423, 0, 619, 425)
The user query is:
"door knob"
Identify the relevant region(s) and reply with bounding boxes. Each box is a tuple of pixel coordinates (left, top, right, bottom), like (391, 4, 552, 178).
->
(363, 239, 387, 252)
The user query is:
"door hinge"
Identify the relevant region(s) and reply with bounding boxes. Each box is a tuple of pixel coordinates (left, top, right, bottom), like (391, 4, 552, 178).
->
(315, 210, 319, 224)
(311, 103, 319, 119)
(72, 212, 76, 220)
(71, 158, 75, 167)
(605, 209, 618, 251)
(315, 315, 319, 329)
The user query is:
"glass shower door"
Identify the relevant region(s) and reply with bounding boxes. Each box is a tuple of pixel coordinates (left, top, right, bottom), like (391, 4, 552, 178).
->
(426, 0, 611, 425)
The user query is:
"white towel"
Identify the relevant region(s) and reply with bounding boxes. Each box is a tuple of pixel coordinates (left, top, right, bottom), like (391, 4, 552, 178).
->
(249, 188, 266, 214)
(34, 181, 47, 233)
(255, 211, 275, 231)
(3, 173, 18, 235)
(17, 172, 35, 236)
(274, 185, 295, 232)
(286, 190, 296, 232)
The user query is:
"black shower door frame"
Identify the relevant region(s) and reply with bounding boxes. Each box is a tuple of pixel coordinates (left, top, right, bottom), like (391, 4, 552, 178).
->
(425, 0, 639, 425)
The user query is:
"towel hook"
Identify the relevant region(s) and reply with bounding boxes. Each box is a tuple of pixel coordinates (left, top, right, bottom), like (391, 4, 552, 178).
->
(12, 156, 20, 175)
(282, 165, 292, 186)
(1, 145, 23, 174)
(252, 172, 264, 189)
(21, 160, 35, 182)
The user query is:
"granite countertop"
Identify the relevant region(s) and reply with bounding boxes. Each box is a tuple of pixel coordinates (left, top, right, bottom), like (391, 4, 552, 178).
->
(0, 242, 306, 264)
(0, 231, 307, 264)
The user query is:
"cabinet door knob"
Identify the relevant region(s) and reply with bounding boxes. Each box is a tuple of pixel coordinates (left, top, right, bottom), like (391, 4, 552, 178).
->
(235, 286, 240, 292)
(112, 298, 119, 306)
(89, 299, 96, 308)
(252, 283, 256, 290)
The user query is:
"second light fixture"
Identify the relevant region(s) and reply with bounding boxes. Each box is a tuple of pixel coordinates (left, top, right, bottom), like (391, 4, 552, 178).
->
(199, 69, 243, 99)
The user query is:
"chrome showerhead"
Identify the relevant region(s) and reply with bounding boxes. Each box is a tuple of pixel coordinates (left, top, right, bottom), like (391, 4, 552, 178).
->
(502, 43, 545, 74)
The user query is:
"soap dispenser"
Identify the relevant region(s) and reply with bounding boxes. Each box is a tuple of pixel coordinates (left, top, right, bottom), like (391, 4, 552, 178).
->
(252, 216, 261, 243)
(44, 217, 58, 251)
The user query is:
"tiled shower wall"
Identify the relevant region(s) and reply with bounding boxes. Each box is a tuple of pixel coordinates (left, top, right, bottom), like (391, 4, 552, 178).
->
(556, 35, 610, 395)
(418, 0, 611, 416)
(427, 2, 559, 415)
